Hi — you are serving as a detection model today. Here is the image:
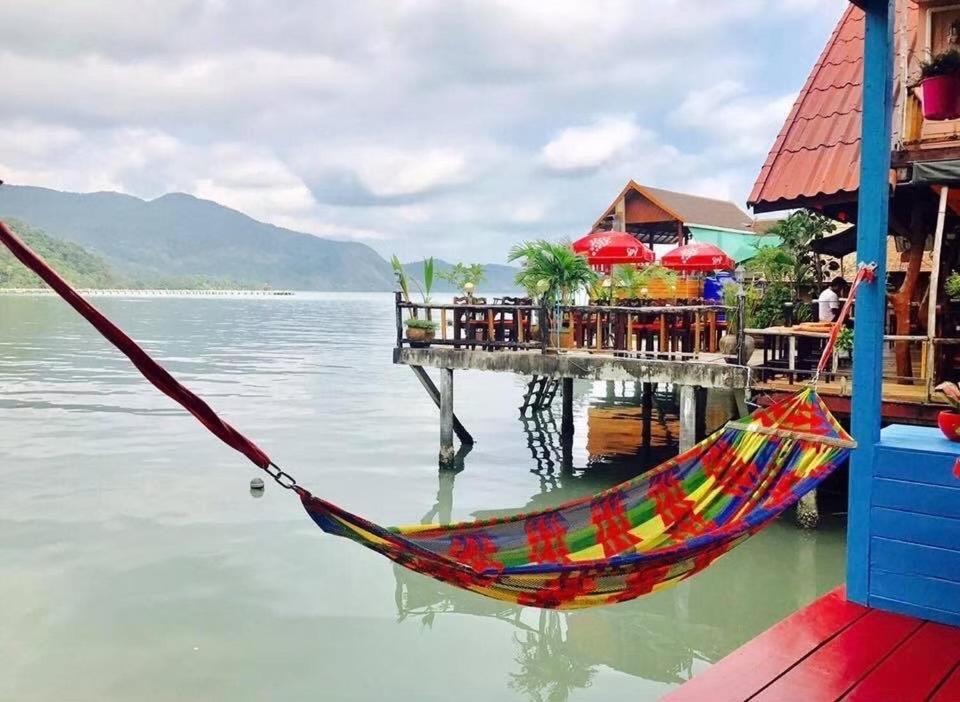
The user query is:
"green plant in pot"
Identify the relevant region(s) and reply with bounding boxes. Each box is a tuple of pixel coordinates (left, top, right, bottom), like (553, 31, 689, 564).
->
(935, 381, 960, 442)
(509, 240, 598, 349)
(437, 262, 486, 298)
(919, 49, 960, 121)
(945, 271, 960, 306)
(391, 255, 438, 346)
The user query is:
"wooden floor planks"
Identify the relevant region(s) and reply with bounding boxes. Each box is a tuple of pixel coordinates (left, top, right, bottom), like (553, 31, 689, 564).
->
(665, 587, 960, 701)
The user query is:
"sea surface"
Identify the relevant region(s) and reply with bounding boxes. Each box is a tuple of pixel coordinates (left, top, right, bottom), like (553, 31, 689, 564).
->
(0, 293, 845, 702)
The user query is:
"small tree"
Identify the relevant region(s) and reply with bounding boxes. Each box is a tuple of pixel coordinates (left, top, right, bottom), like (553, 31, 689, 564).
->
(764, 209, 837, 298)
(508, 240, 598, 304)
(437, 262, 486, 294)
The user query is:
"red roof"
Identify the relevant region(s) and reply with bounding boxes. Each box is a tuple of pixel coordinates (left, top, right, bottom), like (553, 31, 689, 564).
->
(748, 6, 864, 212)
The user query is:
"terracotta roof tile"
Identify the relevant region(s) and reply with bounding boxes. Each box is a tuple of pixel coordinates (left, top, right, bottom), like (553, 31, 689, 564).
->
(749, 6, 864, 211)
(750, 2, 921, 212)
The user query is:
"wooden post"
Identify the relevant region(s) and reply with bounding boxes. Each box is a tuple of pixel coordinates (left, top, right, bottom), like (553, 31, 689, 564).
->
(642, 382, 653, 448)
(395, 291, 404, 348)
(926, 185, 948, 401)
(440, 308, 448, 341)
(679, 385, 697, 452)
(694, 386, 707, 442)
(539, 300, 549, 353)
(410, 366, 474, 446)
(439, 368, 455, 467)
(848, 0, 893, 605)
(561, 377, 574, 436)
(736, 289, 747, 364)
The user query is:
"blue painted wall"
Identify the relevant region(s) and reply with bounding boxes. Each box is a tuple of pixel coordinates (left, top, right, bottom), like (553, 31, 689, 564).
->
(867, 425, 960, 626)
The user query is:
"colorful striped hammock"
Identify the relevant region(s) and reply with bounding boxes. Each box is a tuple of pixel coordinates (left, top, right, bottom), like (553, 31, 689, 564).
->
(0, 220, 859, 610)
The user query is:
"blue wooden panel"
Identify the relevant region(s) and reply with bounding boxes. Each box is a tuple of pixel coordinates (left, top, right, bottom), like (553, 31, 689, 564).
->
(873, 478, 960, 518)
(871, 537, 960, 583)
(876, 447, 960, 488)
(879, 425, 960, 456)
(871, 569, 960, 618)
(847, 0, 894, 605)
(871, 507, 960, 551)
(868, 595, 960, 629)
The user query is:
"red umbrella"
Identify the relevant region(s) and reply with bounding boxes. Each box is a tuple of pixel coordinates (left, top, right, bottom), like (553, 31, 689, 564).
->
(571, 231, 655, 272)
(660, 242, 735, 273)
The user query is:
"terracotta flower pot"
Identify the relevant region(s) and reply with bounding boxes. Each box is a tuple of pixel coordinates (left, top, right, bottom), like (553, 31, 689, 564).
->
(406, 326, 435, 347)
(922, 75, 960, 121)
(938, 410, 960, 442)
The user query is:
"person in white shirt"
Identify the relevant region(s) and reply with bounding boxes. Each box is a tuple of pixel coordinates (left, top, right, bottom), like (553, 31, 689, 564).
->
(817, 277, 847, 322)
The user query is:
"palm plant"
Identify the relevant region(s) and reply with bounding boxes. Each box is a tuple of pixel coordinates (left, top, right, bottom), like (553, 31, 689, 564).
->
(508, 240, 598, 304)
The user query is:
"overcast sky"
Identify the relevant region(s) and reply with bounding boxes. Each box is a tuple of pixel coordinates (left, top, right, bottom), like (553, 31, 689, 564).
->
(0, 0, 844, 262)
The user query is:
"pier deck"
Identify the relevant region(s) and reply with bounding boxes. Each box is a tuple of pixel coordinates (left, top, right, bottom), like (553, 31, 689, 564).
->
(664, 587, 960, 702)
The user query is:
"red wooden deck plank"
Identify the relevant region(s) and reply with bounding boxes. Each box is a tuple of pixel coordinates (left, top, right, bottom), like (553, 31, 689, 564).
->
(930, 664, 960, 702)
(751, 609, 923, 701)
(842, 622, 960, 701)
(662, 587, 868, 702)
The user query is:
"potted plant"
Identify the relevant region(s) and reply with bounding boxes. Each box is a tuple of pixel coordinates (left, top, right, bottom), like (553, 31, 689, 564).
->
(391, 255, 438, 346)
(945, 271, 960, 308)
(404, 317, 438, 347)
(935, 381, 960, 442)
(437, 262, 486, 298)
(509, 240, 598, 350)
(919, 49, 960, 121)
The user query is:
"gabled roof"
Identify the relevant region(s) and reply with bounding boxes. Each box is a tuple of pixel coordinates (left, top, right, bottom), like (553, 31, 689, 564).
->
(748, 6, 864, 212)
(749, 1, 918, 213)
(595, 180, 753, 230)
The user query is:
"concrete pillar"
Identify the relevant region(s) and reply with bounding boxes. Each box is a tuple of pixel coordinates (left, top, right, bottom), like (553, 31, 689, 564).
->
(439, 368, 455, 467)
(642, 382, 653, 448)
(561, 377, 574, 436)
(679, 385, 697, 452)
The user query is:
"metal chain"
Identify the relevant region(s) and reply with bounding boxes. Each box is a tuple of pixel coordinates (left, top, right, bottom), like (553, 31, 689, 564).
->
(265, 462, 302, 493)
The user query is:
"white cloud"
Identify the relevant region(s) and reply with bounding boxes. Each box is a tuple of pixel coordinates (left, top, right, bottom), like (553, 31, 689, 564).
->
(349, 147, 470, 198)
(540, 117, 646, 173)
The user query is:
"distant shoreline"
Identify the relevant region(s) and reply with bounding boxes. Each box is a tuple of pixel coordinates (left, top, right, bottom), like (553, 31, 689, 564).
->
(0, 288, 295, 297)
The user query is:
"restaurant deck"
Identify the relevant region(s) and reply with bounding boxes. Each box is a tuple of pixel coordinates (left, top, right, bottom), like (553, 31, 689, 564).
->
(664, 587, 960, 702)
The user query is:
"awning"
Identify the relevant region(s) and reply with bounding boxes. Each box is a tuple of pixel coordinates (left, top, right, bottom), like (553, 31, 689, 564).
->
(811, 226, 857, 257)
(686, 224, 777, 263)
(909, 160, 960, 186)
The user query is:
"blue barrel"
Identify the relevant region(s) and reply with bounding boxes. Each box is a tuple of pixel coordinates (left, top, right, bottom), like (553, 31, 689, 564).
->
(703, 272, 734, 301)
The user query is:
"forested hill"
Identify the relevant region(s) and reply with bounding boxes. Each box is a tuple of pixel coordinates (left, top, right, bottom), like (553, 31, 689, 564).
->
(0, 219, 121, 289)
(0, 185, 395, 291)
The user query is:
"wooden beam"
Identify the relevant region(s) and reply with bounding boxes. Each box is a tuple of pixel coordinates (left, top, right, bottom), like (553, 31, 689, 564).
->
(848, 0, 894, 606)
(409, 365, 475, 445)
(926, 186, 948, 401)
(561, 377, 574, 436)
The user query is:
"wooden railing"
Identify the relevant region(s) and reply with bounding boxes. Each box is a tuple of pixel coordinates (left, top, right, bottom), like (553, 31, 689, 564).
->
(394, 293, 740, 359)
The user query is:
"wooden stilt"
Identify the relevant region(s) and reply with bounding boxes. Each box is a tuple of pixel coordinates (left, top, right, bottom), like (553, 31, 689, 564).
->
(694, 386, 708, 441)
(439, 367, 455, 467)
(561, 377, 574, 436)
(642, 382, 653, 448)
(409, 365, 474, 446)
(679, 385, 697, 452)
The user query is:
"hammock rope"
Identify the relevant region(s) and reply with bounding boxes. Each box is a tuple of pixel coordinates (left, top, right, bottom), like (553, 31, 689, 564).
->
(0, 219, 870, 609)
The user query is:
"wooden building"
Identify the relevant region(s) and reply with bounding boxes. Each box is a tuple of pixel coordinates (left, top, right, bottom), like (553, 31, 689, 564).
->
(750, 0, 960, 403)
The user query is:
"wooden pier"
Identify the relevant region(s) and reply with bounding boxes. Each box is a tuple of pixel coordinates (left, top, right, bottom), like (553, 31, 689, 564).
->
(392, 296, 750, 466)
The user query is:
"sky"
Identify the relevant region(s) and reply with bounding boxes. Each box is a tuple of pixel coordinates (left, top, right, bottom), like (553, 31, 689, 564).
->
(0, 0, 846, 263)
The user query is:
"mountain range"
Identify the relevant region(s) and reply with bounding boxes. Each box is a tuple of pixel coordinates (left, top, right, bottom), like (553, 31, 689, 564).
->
(0, 185, 521, 291)
(0, 185, 391, 290)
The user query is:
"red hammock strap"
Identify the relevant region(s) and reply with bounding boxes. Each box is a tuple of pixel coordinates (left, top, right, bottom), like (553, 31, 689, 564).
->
(814, 264, 877, 377)
(0, 219, 277, 474)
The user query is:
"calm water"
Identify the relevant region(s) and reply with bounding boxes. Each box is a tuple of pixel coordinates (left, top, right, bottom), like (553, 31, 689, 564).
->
(0, 293, 846, 702)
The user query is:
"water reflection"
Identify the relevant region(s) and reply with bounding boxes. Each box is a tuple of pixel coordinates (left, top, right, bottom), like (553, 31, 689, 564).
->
(394, 379, 846, 701)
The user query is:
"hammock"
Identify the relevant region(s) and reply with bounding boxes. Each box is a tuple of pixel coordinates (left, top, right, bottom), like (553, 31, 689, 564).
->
(0, 220, 868, 610)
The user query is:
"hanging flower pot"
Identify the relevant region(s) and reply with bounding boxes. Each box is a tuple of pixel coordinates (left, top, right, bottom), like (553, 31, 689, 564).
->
(922, 75, 960, 121)
(935, 382, 960, 442)
(919, 50, 960, 121)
